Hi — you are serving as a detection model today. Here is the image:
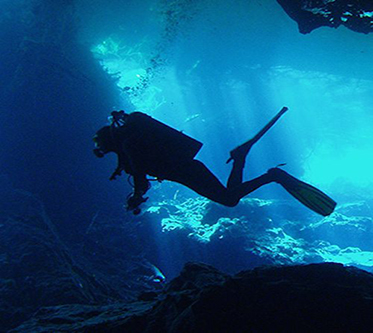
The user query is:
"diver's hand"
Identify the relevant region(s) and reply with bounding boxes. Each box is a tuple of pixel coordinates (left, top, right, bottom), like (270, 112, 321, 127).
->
(126, 194, 148, 215)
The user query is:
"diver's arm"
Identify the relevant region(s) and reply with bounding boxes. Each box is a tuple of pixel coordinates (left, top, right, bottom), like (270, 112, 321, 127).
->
(109, 152, 133, 180)
(133, 173, 150, 197)
(109, 143, 136, 181)
(127, 173, 150, 214)
(114, 141, 150, 213)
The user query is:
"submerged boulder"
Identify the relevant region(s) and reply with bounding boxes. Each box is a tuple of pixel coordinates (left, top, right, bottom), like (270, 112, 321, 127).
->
(12, 262, 373, 332)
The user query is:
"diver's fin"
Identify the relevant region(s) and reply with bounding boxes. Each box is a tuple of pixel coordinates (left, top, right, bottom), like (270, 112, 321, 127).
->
(227, 107, 288, 163)
(270, 168, 337, 216)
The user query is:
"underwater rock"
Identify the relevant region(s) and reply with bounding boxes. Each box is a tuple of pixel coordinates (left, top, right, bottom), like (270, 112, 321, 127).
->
(145, 197, 293, 275)
(147, 196, 309, 244)
(12, 262, 373, 332)
(0, 190, 120, 332)
(304, 202, 373, 250)
(164, 262, 228, 292)
(146, 195, 373, 275)
(72, 213, 170, 301)
(314, 242, 373, 271)
(277, 0, 373, 34)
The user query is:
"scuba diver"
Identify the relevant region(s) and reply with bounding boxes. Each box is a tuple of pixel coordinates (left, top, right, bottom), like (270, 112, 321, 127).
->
(93, 107, 336, 216)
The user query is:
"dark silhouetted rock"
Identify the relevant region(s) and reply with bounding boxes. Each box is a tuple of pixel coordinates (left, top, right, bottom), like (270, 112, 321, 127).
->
(277, 0, 373, 34)
(12, 262, 373, 332)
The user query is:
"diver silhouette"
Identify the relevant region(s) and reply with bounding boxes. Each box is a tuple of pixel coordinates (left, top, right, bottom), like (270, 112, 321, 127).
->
(93, 108, 336, 216)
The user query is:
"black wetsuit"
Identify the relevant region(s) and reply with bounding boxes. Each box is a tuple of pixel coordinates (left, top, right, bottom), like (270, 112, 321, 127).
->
(112, 112, 273, 207)
(95, 109, 336, 216)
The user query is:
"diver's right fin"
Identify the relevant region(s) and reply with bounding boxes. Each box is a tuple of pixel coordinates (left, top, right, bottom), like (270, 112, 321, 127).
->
(227, 107, 288, 163)
(269, 168, 337, 216)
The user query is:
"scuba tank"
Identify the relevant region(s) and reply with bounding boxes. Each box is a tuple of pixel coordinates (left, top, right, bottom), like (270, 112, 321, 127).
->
(114, 111, 203, 175)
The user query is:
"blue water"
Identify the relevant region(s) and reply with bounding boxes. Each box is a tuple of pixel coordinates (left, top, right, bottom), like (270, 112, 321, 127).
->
(1, 0, 373, 315)
(85, 1, 373, 193)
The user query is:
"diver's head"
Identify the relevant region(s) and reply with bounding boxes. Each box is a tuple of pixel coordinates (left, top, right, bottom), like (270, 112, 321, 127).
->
(93, 126, 116, 158)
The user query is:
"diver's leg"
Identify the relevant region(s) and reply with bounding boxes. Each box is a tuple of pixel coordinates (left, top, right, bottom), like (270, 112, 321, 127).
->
(232, 173, 273, 201)
(226, 107, 288, 188)
(166, 160, 273, 207)
(227, 159, 245, 188)
(166, 160, 235, 205)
